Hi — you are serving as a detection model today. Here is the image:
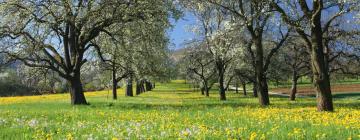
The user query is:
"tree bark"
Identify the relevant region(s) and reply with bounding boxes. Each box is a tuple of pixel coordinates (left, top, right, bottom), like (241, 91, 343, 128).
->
(142, 82, 146, 92)
(290, 71, 298, 101)
(136, 81, 141, 95)
(219, 86, 226, 100)
(254, 37, 270, 105)
(242, 82, 247, 96)
(217, 61, 226, 100)
(69, 75, 88, 105)
(125, 76, 133, 97)
(112, 67, 118, 100)
(205, 87, 210, 97)
(257, 76, 270, 105)
(201, 87, 205, 95)
(145, 81, 152, 91)
(310, 5, 334, 111)
(235, 82, 239, 93)
(140, 80, 145, 93)
(253, 81, 258, 97)
(204, 81, 210, 97)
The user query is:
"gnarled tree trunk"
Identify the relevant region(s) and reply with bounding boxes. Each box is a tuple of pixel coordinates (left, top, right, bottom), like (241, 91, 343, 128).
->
(69, 74, 87, 105)
(310, 7, 333, 111)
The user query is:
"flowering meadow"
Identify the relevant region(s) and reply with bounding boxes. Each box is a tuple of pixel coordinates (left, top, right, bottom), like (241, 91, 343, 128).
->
(0, 81, 359, 140)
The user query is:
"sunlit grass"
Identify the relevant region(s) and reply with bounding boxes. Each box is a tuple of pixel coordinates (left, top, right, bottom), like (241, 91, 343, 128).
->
(0, 81, 359, 139)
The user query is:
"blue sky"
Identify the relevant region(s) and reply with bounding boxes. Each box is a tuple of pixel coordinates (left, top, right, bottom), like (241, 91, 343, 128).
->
(168, 13, 197, 50)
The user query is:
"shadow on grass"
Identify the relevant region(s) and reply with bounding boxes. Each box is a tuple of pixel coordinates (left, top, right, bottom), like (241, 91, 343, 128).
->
(333, 92, 360, 99)
(269, 92, 360, 99)
(150, 90, 195, 93)
(84, 97, 359, 111)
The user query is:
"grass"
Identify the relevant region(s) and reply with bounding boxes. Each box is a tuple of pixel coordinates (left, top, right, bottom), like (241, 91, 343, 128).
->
(0, 80, 359, 140)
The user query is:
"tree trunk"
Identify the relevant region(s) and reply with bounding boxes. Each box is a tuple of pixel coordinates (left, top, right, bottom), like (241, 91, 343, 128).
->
(310, 7, 334, 111)
(142, 82, 146, 93)
(253, 81, 258, 97)
(217, 62, 226, 100)
(49, 81, 56, 94)
(145, 81, 152, 91)
(204, 81, 210, 97)
(235, 82, 239, 93)
(254, 37, 270, 105)
(140, 80, 145, 93)
(201, 87, 205, 95)
(290, 71, 298, 101)
(125, 76, 133, 97)
(203, 80, 209, 97)
(205, 87, 210, 97)
(112, 67, 117, 100)
(257, 76, 270, 105)
(242, 82, 247, 96)
(69, 75, 88, 105)
(219, 86, 226, 100)
(136, 81, 141, 95)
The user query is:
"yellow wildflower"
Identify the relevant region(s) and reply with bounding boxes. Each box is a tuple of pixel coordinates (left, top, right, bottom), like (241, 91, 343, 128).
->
(249, 132, 257, 140)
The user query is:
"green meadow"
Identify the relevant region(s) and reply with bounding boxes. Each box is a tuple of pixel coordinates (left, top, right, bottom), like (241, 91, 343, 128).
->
(0, 81, 359, 140)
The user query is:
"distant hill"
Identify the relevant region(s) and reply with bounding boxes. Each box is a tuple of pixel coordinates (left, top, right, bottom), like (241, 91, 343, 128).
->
(170, 47, 188, 62)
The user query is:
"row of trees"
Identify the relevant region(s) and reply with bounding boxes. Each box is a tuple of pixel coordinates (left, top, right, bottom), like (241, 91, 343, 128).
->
(0, 0, 359, 113)
(178, 0, 360, 111)
(0, 1, 180, 104)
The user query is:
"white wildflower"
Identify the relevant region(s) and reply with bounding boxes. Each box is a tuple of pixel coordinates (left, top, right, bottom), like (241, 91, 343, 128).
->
(28, 119, 38, 127)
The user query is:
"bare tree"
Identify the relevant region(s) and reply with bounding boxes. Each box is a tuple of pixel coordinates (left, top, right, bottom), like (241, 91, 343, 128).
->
(281, 38, 311, 100)
(183, 42, 216, 96)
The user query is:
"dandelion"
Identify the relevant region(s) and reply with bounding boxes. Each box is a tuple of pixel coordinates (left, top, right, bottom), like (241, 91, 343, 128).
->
(225, 128, 231, 136)
(293, 128, 301, 134)
(46, 133, 52, 140)
(67, 133, 74, 140)
(199, 124, 207, 131)
(249, 132, 257, 140)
